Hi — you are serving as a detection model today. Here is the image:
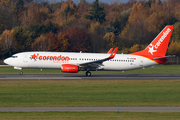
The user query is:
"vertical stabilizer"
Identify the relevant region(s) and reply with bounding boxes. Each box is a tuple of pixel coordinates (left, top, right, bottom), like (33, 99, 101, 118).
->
(130, 25, 174, 61)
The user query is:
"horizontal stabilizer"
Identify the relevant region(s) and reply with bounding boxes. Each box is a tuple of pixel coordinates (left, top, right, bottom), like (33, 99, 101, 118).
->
(153, 55, 175, 60)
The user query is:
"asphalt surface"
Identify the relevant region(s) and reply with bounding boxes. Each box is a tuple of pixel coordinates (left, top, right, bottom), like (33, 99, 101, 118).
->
(0, 74, 180, 112)
(0, 74, 180, 80)
(1, 107, 180, 112)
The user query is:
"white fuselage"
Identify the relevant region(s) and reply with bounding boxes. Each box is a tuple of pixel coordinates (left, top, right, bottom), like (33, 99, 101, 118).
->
(4, 52, 157, 71)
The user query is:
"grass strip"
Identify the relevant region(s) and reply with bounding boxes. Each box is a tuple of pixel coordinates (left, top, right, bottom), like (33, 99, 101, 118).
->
(0, 112, 180, 120)
(0, 80, 180, 107)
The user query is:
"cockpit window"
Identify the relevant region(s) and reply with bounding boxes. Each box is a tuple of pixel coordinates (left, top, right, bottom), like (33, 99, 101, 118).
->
(11, 56, 18, 58)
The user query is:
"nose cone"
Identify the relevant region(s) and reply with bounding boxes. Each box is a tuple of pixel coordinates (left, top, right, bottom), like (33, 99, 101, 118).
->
(4, 58, 11, 65)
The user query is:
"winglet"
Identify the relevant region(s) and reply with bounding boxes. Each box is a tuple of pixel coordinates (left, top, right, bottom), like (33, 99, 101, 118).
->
(107, 48, 113, 54)
(108, 47, 118, 59)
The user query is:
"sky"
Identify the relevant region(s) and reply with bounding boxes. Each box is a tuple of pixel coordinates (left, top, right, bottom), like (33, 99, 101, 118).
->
(60, 0, 130, 4)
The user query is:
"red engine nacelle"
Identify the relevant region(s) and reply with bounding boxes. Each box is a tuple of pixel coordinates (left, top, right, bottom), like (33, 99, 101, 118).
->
(61, 64, 79, 73)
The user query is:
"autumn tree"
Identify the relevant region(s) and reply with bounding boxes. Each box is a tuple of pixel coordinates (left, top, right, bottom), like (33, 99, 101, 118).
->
(38, 2, 53, 14)
(146, 0, 171, 32)
(120, 3, 144, 46)
(57, 33, 69, 51)
(0, 21, 6, 35)
(121, 47, 129, 54)
(29, 21, 58, 38)
(120, 2, 157, 49)
(14, 0, 25, 24)
(85, 0, 106, 24)
(105, 4, 121, 26)
(13, 26, 36, 52)
(64, 4, 75, 21)
(106, 18, 121, 35)
(80, 0, 87, 4)
(46, 32, 69, 52)
(0, 0, 179, 55)
(0, 0, 15, 8)
(32, 35, 52, 51)
(89, 22, 106, 52)
(129, 44, 140, 53)
(21, 7, 47, 27)
(159, 16, 177, 31)
(15, 0, 24, 13)
(174, 3, 180, 21)
(120, 2, 144, 37)
(0, 4, 17, 34)
(171, 22, 180, 42)
(119, 8, 131, 33)
(76, 1, 91, 19)
(0, 29, 15, 57)
(167, 41, 180, 56)
(63, 27, 90, 52)
(53, 0, 76, 27)
(103, 32, 115, 48)
(145, 0, 156, 8)
(45, 32, 57, 51)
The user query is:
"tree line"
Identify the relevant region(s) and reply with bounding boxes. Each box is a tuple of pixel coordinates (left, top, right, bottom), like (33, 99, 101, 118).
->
(0, 0, 180, 59)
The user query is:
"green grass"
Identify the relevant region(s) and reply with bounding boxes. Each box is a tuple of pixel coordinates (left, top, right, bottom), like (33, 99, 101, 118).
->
(0, 80, 180, 107)
(1, 66, 179, 119)
(1, 65, 180, 74)
(0, 112, 180, 120)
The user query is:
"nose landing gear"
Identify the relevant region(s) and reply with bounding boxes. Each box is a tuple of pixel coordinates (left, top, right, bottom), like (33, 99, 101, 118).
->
(14, 67, 23, 75)
(20, 71, 23, 75)
(86, 71, 91, 76)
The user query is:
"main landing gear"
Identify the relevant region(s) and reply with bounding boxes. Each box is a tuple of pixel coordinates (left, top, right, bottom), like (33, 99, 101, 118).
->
(20, 71, 23, 75)
(86, 71, 91, 76)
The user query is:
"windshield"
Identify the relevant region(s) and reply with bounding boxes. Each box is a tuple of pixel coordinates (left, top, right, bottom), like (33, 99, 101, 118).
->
(11, 56, 18, 58)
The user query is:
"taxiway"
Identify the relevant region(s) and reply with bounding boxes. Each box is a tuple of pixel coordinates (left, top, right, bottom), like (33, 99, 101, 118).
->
(0, 74, 180, 80)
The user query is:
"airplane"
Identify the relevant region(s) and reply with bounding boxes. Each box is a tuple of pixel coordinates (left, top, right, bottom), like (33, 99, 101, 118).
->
(4, 25, 174, 76)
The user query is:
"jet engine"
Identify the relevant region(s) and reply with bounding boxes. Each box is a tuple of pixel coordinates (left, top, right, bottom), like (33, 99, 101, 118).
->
(61, 64, 79, 73)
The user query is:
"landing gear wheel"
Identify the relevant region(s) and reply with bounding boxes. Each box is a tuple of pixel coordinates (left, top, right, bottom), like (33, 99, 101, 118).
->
(20, 71, 23, 75)
(86, 71, 91, 76)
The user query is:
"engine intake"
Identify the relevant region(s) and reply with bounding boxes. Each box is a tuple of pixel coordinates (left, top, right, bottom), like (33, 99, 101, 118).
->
(61, 64, 79, 73)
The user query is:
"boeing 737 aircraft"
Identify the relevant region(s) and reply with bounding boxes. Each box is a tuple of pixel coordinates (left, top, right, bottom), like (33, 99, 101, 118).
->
(4, 25, 174, 76)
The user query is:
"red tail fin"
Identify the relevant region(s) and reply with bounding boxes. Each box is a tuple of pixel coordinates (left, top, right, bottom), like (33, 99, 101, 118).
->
(130, 25, 174, 61)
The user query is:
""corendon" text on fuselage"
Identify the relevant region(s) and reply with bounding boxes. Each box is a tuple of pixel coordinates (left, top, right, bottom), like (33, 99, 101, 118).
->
(31, 53, 69, 61)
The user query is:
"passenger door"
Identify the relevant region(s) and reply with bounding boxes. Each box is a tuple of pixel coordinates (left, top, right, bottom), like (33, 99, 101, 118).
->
(23, 54, 28, 62)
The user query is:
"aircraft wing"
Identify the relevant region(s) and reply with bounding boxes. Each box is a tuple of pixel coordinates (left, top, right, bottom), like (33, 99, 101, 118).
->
(79, 47, 118, 70)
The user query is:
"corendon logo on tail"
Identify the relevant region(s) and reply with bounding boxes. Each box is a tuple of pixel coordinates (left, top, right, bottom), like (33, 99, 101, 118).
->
(31, 53, 69, 62)
(148, 44, 157, 55)
(148, 28, 171, 55)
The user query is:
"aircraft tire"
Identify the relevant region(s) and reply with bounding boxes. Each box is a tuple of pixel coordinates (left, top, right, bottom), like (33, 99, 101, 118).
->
(20, 71, 23, 75)
(86, 71, 91, 76)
